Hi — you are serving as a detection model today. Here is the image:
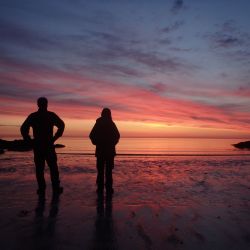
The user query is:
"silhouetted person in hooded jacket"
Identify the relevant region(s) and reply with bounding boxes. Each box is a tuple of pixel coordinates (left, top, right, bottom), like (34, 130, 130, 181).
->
(89, 108, 120, 194)
(21, 97, 65, 196)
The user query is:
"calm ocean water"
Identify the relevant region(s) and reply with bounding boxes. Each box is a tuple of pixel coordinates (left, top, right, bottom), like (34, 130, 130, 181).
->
(56, 137, 250, 156)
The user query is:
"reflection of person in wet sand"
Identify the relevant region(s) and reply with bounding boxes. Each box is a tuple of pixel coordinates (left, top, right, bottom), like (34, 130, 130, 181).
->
(21, 97, 65, 196)
(90, 108, 120, 194)
(33, 194, 61, 250)
(92, 193, 117, 249)
(35, 193, 60, 219)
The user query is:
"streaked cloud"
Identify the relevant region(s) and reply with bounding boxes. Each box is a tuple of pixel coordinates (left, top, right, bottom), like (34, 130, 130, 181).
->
(161, 21, 184, 34)
(171, 0, 184, 14)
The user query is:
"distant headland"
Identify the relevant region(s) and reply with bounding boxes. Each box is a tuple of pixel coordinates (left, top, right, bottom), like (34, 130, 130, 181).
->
(233, 141, 250, 149)
(0, 139, 65, 154)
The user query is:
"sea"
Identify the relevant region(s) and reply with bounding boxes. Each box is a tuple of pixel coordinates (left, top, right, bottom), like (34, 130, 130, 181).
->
(55, 137, 249, 156)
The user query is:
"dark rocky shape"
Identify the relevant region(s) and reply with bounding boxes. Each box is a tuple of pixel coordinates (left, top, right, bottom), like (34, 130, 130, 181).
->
(0, 139, 65, 152)
(0, 139, 33, 152)
(54, 144, 65, 148)
(233, 141, 250, 149)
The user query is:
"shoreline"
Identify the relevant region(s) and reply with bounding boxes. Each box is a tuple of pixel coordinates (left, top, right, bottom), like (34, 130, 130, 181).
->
(57, 152, 250, 157)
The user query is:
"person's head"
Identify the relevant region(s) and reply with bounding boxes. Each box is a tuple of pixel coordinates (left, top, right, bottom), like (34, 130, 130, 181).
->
(37, 97, 48, 111)
(101, 108, 112, 119)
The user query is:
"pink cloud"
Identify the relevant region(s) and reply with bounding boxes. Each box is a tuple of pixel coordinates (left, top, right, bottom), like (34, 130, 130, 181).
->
(0, 58, 250, 133)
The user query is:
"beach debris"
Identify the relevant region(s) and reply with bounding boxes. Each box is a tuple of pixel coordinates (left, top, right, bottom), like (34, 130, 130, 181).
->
(194, 231, 205, 242)
(167, 233, 184, 245)
(130, 211, 136, 218)
(18, 210, 30, 217)
(233, 141, 250, 149)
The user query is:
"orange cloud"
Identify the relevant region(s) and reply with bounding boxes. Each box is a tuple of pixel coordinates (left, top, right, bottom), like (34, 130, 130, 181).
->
(0, 58, 249, 138)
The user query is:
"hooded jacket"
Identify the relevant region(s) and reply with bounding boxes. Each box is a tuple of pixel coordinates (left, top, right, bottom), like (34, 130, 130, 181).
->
(89, 116, 120, 157)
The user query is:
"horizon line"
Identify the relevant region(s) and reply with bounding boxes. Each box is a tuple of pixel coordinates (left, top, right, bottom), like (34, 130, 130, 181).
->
(0, 135, 249, 140)
(57, 152, 250, 157)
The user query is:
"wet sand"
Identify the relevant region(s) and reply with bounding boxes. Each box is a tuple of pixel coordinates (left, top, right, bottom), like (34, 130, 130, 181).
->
(0, 152, 250, 249)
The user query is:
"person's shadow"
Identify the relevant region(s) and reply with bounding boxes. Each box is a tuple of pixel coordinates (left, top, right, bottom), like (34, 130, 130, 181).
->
(33, 193, 61, 250)
(92, 193, 117, 250)
(35, 193, 60, 218)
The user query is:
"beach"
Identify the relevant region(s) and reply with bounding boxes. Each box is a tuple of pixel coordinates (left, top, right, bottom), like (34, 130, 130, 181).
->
(1, 143, 250, 250)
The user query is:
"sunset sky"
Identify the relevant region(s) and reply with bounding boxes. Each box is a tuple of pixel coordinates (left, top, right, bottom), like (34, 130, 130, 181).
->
(0, 0, 250, 138)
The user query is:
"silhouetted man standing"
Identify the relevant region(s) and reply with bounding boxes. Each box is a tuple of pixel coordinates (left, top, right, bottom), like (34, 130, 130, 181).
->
(90, 108, 120, 194)
(21, 97, 65, 195)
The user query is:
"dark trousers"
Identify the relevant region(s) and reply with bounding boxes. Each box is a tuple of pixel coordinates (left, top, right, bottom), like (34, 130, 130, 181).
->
(96, 156, 114, 190)
(33, 146, 60, 190)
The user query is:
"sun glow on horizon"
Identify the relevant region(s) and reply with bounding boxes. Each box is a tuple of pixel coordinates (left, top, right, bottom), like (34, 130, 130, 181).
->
(1, 114, 249, 140)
